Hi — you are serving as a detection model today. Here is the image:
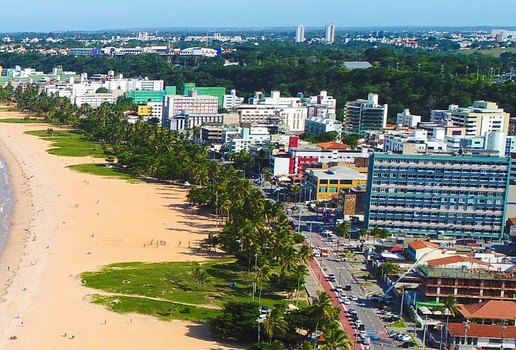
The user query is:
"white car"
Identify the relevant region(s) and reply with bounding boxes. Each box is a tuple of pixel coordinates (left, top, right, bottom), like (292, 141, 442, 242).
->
(321, 229, 333, 236)
(343, 298, 351, 305)
(351, 295, 359, 301)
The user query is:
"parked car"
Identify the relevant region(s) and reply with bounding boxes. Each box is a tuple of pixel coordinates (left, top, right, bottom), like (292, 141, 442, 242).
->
(321, 229, 333, 236)
(343, 298, 351, 305)
(362, 337, 371, 345)
(402, 341, 416, 348)
(351, 295, 358, 301)
(344, 285, 352, 291)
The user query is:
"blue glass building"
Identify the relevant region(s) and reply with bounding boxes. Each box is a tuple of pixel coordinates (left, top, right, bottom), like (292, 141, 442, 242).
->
(365, 153, 511, 239)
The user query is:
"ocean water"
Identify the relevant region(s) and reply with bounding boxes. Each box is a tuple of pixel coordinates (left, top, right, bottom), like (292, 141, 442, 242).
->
(0, 157, 13, 252)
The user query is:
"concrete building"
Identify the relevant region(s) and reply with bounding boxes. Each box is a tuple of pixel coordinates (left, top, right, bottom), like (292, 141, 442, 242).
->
(418, 263, 516, 303)
(344, 93, 388, 133)
(223, 89, 244, 111)
(305, 117, 342, 138)
(304, 166, 367, 200)
(296, 25, 305, 43)
(396, 108, 421, 128)
(182, 82, 226, 107)
(325, 24, 336, 44)
(446, 323, 516, 350)
(162, 93, 218, 127)
(278, 107, 308, 132)
(229, 126, 270, 153)
(365, 153, 511, 239)
(163, 113, 224, 131)
(74, 93, 120, 107)
(383, 129, 447, 154)
(450, 101, 509, 137)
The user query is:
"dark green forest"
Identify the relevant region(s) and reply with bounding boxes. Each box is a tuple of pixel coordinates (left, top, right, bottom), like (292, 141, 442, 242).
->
(1, 44, 516, 120)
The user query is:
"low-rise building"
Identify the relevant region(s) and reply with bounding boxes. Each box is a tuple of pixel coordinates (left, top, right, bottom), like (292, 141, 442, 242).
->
(446, 323, 516, 350)
(304, 166, 367, 200)
(163, 113, 224, 131)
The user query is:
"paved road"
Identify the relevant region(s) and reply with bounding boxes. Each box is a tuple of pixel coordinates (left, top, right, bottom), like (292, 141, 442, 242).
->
(295, 209, 399, 350)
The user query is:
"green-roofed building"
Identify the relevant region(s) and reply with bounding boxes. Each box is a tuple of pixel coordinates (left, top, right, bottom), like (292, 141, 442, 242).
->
(127, 86, 176, 104)
(182, 82, 226, 107)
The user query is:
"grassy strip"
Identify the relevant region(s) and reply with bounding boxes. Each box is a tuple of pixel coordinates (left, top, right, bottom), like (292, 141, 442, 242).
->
(90, 294, 219, 322)
(67, 163, 136, 182)
(81, 260, 303, 322)
(0, 117, 46, 123)
(25, 129, 108, 157)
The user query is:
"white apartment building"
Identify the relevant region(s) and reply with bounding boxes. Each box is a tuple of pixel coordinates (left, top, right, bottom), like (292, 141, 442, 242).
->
(296, 25, 305, 43)
(229, 126, 270, 153)
(223, 89, 244, 110)
(163, 113, 224, 131)
(259, 91, 302, 107)
(305, 117, 342, 137)
(449, 101, 509, 136)
(344, 93, 388, 133)
(396, 108, 421, 128)
(74, 93, 120, 107)
(103, 78, 163, 92)
(383, 129, 447, 154)
(237, 104, 280, 124)
(325, 24, 336, 44)
(279, 107, 308, 132)
(162, 93, 218, 127)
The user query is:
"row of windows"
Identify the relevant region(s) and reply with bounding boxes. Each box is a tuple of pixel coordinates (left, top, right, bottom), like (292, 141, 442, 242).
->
(374, 188, 502, 197)
(319, 179, 354, 185)
(372, 181, 506, 189)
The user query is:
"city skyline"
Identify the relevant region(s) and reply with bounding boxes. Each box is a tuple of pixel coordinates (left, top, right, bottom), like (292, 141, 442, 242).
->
(1, 0, 516, 32)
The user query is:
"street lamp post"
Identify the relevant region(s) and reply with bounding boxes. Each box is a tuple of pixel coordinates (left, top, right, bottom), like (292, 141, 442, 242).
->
(257, 318, 263, 342)
(461, 319, 471, 350)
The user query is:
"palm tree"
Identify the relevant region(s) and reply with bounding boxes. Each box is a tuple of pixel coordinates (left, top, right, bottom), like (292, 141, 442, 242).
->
(437, 295, 459, 344)
(310, 291, 339, 347)
(320, 323, 352, 350)
(262, 307, 288, 343)
(256, 264, 272, 304)
(334, 221, 350, 252)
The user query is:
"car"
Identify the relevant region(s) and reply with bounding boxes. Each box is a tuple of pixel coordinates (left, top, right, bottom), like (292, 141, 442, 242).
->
(183, 181, 191, 187)
(326, 237, 335, 242)
(351, 295, 358, 301)
(344, 285, 352, 291)
(399, 335, 412, 342)
(321, 229, 333, 236)
(357, 324, 366, 331)
(343, 298, 351, 305)
(362, 337, 371, 345)
(359, 331, 367, 338)
(402, 341, 416, 348)
(335, 285, 343, 292)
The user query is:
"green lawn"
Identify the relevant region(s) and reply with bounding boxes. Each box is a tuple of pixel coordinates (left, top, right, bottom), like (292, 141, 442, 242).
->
(0, 117, 46, 123)
(25, 129, 108, 157)
(81, 260, 303, 321)
(67, 163, 136, 182)
(90, 294, 219, 322)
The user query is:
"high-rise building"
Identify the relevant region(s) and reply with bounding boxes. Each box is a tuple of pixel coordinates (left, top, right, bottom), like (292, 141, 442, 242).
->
(449, 100, 510, 137)
(344, 93, 388, 133)
(296, 25, 305, 43)
(325, 24, 335, 44)
(365, 153, 511, 240)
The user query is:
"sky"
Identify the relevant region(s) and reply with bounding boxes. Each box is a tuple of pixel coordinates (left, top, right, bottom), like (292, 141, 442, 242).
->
(2, 0, 516, 32)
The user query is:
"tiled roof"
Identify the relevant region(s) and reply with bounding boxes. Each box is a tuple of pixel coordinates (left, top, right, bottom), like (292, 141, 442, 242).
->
(315, 142, 350, 150)
(508, 217, 516, 226)
(408, 240, 439, 250)
(448, 323, 516, 339)
(426, 255, 491, 267)
(457, 300, 516, 320)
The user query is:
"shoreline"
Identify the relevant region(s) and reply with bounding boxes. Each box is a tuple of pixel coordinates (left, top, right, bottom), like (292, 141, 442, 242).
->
(0, 131, 33, 302)
(0, 115, 243, 349)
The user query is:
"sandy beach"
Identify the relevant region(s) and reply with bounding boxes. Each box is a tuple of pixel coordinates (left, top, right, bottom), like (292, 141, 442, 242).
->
(0, 112, 242, 349)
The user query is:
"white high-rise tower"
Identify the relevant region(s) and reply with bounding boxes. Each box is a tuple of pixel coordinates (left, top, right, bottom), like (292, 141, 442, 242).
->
(296, 25, 305, 43)
(325, 24, 335, 44)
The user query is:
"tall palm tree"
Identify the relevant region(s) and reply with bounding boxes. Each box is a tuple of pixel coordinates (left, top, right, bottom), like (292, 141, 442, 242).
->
(310, 291, 339, 347)
(320, 323, 352, 350)
(262, 307, 288, 343)
(437, 295, 459, 344)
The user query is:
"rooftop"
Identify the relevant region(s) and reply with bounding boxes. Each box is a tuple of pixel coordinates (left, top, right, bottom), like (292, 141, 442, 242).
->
(408, 240, 440, 251)
(315, 141, 350, 150)
(418, 265, 516, 280)
(447, 323, 516, 339)
(307, 166, 367, 181)
(457, 300, 516, 320)
(426, 255, 491, 267)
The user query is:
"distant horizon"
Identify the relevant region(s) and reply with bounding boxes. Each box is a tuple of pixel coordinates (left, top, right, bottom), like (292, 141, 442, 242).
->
(2, 24, 516, 36)
(1, 0, 515, 33)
